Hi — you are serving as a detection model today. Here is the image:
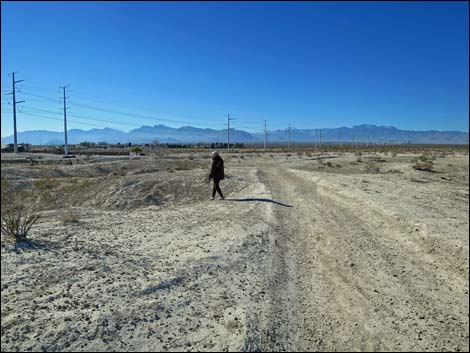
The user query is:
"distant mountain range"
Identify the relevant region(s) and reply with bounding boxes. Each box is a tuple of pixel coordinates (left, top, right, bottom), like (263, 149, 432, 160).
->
(1, 124, 468, 145)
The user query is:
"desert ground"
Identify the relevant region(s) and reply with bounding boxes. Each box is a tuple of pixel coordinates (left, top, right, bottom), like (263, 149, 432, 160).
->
(1, 146, 469, 352)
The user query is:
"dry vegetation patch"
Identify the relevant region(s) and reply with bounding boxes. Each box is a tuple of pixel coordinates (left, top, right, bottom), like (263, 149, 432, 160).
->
(1, 180, 41, 248)
(413, 154, 435, 172)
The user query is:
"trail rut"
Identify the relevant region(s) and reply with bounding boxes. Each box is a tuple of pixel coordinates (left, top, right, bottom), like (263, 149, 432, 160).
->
(259, 166, 468, 352)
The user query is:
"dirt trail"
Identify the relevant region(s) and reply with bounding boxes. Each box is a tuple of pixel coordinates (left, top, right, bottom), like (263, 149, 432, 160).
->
(259, 166, 468, 352)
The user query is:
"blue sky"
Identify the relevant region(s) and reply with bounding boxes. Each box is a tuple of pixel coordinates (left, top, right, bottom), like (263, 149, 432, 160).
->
(1, 1, 468, 137)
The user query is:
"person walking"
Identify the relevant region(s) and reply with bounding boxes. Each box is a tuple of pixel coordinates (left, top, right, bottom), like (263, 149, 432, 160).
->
(209, 151, 225, 200)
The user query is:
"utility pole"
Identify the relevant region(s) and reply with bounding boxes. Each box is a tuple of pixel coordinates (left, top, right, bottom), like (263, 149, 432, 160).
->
(6, 72, 25, 153)
(319, 129, 323, 148)
(226, 114, 234, 150)
(264, 120, 268, 151)
(60, 85, 70, 156)
(288, 124, 291, 149)
(314, 129, 317, 148)
(339, 132, 343, 148)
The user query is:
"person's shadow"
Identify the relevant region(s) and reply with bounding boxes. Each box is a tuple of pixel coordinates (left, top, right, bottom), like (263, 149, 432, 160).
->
(226, 198, 293, 208)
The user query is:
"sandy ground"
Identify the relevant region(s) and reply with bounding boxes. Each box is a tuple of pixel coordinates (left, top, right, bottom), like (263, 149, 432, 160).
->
(1, 150, 469, 351)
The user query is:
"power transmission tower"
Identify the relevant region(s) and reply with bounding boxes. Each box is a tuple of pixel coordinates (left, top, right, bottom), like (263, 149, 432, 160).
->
(226, 114, 234, 149)
(60, 85, 70, 156)
(264, 120, 268, 151)
(314, 129, 317, 148)
(5, 72, 25, 153)
(339, 131, 343, 148)
(288, 124, 291, 149)
(319, 129, 323, 148)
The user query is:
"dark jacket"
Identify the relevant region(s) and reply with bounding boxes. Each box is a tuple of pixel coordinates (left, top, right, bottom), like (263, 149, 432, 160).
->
(210, 155, 224, 181)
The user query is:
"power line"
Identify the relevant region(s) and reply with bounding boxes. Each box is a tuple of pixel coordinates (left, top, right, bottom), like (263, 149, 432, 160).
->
(22, 106, 65, 116)
(20, 110, 239, 138)
(9, 110, 265, 145)
(6, 87, 273, 143)
(19, 88, 270, 134)
(22, 89, 221, 127)
(21, 111, 106, 128)
(21, 91, 60, 102)
(68, 85, 238, 120)
(23, 105, 173, 129)
(21, 89, 266, 131)
(62, 99, 221, 128)
(20, 91, 204, 126)
(68, 112, 141, 128)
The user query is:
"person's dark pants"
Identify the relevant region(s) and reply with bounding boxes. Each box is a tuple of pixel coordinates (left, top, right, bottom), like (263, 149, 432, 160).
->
(212, 179, 224, 198)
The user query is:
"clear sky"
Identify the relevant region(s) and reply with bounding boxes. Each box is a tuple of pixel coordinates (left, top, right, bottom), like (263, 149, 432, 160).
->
(1, 1, 469, 137)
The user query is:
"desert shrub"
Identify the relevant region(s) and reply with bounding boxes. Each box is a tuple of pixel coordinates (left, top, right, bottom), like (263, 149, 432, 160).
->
(413, 160, 434, 172)
(326, 161, 333, 167)
(413, 154, 435, 172)
(365, 161, 380, 173)
(356, 158, 362, 163)
(1, 206, 41, 244)
(1, 180, 40, 245)
(130, 146, 143, 154)
(418, 153, 435, 162)
(418, 154, 428, 162)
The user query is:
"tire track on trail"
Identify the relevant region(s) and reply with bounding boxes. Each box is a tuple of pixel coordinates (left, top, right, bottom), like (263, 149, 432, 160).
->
(259, 167, 469, 352)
